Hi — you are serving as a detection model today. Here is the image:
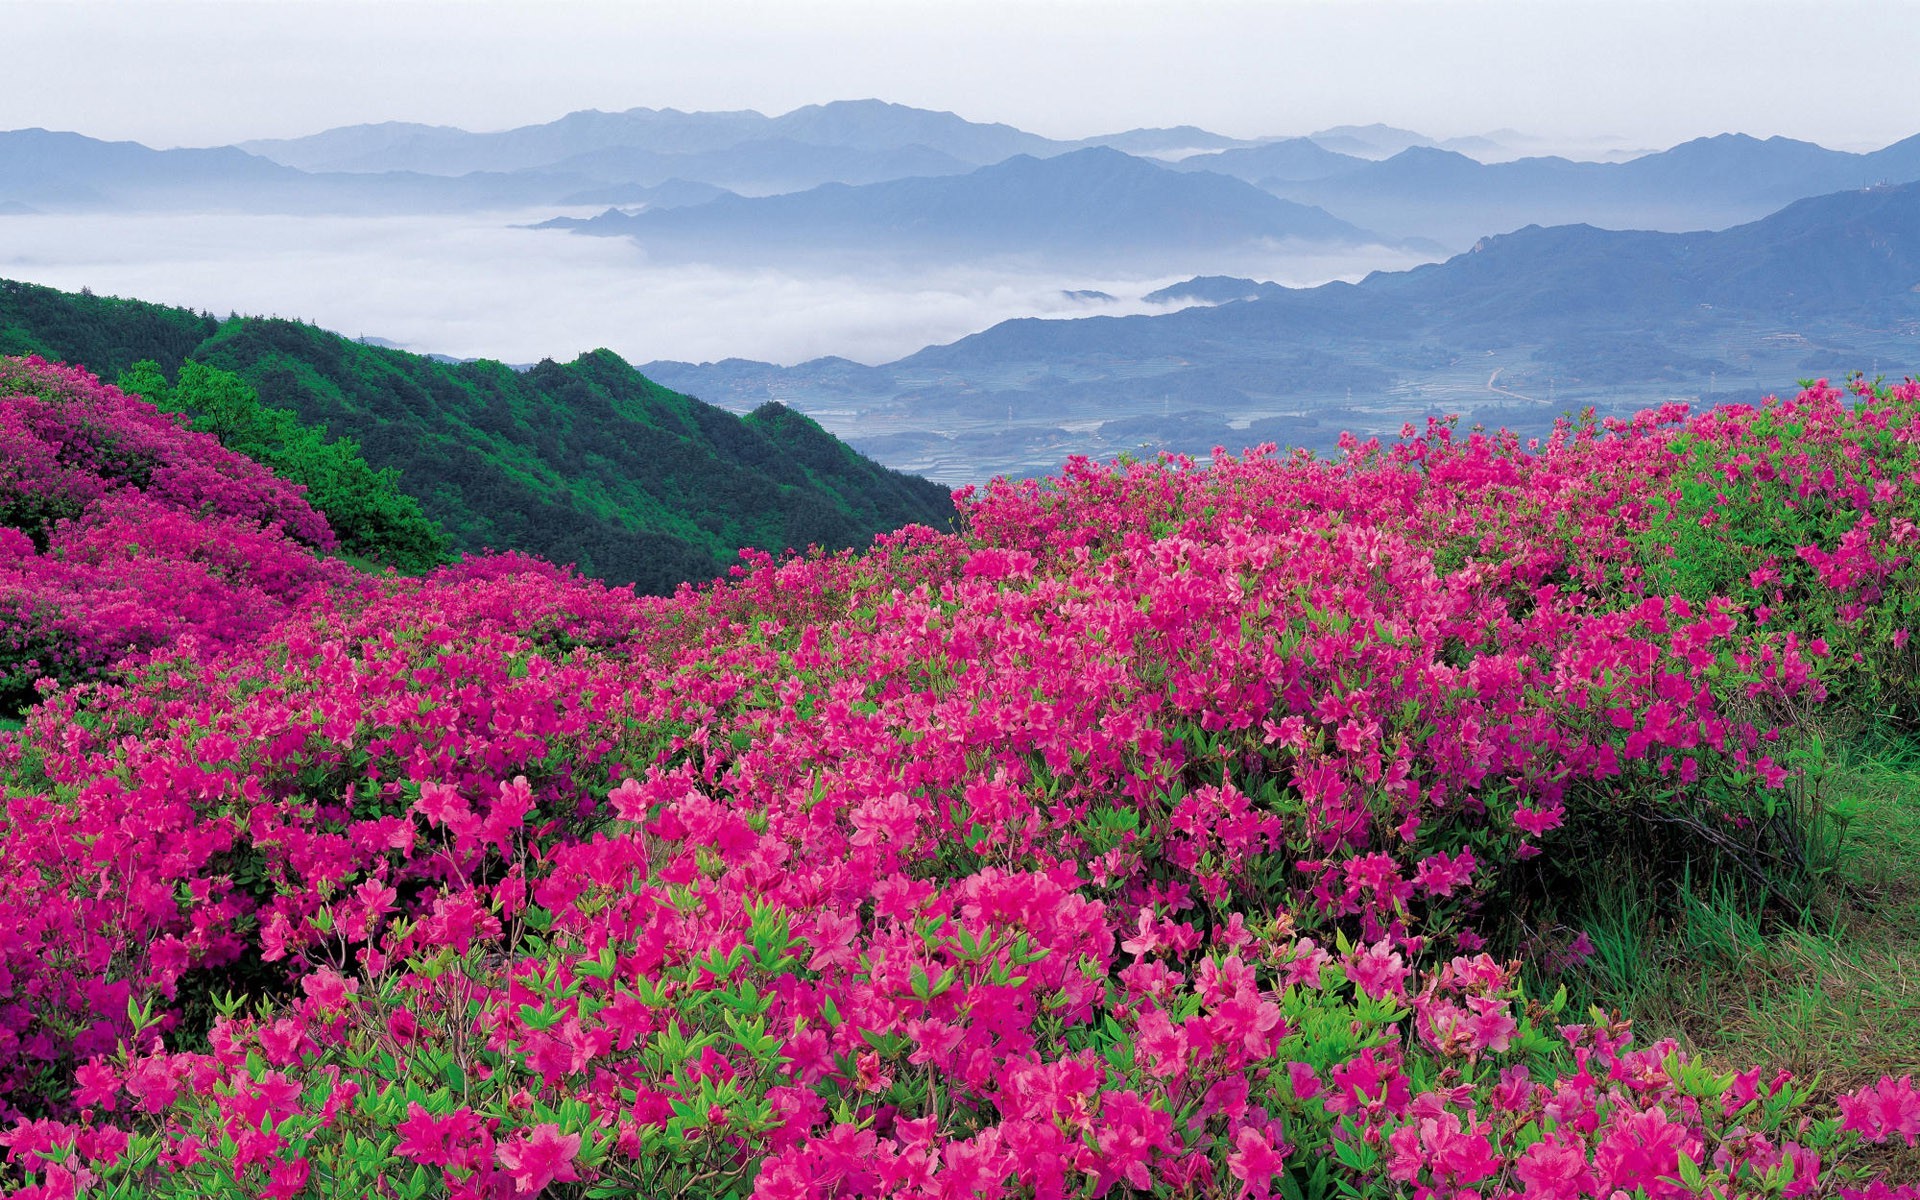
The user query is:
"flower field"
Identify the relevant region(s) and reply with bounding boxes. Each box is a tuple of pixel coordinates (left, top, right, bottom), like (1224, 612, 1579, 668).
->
(0, 353, 1916, 1197)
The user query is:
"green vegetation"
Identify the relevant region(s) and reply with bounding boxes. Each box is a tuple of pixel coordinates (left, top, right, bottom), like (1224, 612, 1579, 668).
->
(0, 279, 218, 379)
(1563, 734, 1920, 1118)
(0, 277, 955, 591)
(117, 359, 452, 571)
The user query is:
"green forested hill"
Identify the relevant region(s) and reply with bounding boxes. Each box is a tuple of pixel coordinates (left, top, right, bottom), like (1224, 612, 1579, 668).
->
(0, 278, 955, 591)
(0, 279, 220, 375)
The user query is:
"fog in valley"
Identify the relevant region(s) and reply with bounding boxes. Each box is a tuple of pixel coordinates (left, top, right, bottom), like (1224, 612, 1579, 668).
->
(4, 0, 1918, 483)
(0, 208, 1435, 368)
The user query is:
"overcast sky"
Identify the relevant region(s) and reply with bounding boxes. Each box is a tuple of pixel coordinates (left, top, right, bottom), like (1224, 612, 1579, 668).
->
(5, 0, 1916, 153)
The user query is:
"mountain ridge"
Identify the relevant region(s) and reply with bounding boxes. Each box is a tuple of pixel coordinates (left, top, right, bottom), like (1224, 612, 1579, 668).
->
(1261, 131, 1920, 247)
(550, 146, 1389, 268)
(238, 99, 1065, 176)
(640, 179, 1920, 480)
(0, 278, 955, 591)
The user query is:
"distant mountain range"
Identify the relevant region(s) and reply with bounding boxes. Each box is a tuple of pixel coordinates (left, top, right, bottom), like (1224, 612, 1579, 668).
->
(1172, 138, 1370, 184)
(8, 102, 1920, 269)
(1143, 276, 1291, 306)
(0, 129, 300, 210)
(1302, 125, 1646, 163)
(1305, 124, 1440, 159)
(238, 100, 1066, 176)
(531, 139, 979, 196)
(231, 106, 1523, 176)
(1260, 133, 1920, 248)
(0, 128, 664, 213)
(0, 117, 1265, 215)
(10, 100, 1920, 490)
(540, 147, 1391, 268)
(640, 181, 1920, 481)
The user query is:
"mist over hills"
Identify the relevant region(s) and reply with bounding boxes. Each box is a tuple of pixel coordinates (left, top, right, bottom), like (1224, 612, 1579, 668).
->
(0, 128, 658, 213)
(12, 101, 1920, 271)
(226, 102, 1565, 190)
(543, 147, 1388, 269)
(1142, 276, 1292, 305)
(642, 180, 1920, 482)
(1262, 133, 1920, 248)
(550, 177, 736, 210)
(1173, 138, 1370, 184)
(235, 100, 1280, 179)
(0, 129, 299, 209)
(11, 97, 1920, 487)
(1072, 126, 1250, 157)
(539, 139, 977, 196)
(235, 103, 1542, 180)
(1304, 124, 1436, 158)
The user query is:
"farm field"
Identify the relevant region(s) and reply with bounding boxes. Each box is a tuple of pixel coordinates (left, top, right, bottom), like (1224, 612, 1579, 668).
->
(2, 354, 1919, 1196)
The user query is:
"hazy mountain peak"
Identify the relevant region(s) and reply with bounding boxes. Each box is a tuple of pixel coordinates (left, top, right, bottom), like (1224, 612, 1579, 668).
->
(1074, 125, 1251, 157)
(786, 98, 934, 118)
(1308, 123, 1436, 158)
(237, 99, 1065, 177)
(558, 143, 1384, 269)
(1311, 123, 1431, 141)
(1385, 145, 1477, 164)
(767, 99, 1061, 162)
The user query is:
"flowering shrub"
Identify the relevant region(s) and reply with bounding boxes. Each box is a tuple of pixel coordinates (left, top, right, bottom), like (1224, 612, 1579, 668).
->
(1, 362, 1919, 1195)
(0, 357, 343, 711)
(1632, 379, 1920, 725)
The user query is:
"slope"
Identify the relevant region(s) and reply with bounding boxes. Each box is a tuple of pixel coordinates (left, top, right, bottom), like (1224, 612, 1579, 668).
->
(0, 279, 955, 592)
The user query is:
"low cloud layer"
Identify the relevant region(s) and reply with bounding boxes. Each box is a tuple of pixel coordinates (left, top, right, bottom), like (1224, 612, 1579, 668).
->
(0, 210, 1434, 366)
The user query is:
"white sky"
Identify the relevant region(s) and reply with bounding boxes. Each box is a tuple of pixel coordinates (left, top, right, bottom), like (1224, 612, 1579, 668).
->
(3, 0, 1916, 153)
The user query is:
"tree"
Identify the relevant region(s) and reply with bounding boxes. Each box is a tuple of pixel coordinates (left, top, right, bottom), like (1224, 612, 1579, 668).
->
(118, 360, 453, 572)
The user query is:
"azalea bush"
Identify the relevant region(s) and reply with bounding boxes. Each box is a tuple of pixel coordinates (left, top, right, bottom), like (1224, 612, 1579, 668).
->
(0, 357, 345, 713)
(0, 356, 1918, 1195)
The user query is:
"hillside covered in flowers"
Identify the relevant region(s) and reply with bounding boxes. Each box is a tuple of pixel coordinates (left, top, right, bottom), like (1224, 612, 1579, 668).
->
(0, 353, 1916, 1197)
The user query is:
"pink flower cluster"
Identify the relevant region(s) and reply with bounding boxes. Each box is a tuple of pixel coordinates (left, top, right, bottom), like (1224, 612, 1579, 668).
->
(0, 357, 343, 700)
(1, 363, 1919, 1196)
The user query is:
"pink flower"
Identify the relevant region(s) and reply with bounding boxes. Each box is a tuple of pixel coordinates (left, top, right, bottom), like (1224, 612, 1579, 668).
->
(299, 967, 354, 1013)
(1594, 1108, 1702, 1198)
(496, 1123, 582, 1194)
(1086, 1091, 1172, 1193)
(261, 1156, 311, 1200)
(395, 1103, 481, 1169)
(415, 781, 470, 827)
(1465, 996, 1519, 1053)
(608, 777, 647, 820)
(1515, 1135, 1598, 1199)
(1226, 1125, 1289, 1198)
(1344, 943, 1411, 1000)
(804, 910, 860, 972)
(72, 1060, 119, 1112)
(1838, 1075, 1920, 1147)
(1287, 1062, 1322, 1101)
(1513, 802, 1564, 836)
(1388, 1112, 1500, 1186)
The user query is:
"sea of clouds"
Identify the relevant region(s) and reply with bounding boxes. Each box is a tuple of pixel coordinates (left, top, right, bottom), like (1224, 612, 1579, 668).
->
(0, 209, 1436, 366)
